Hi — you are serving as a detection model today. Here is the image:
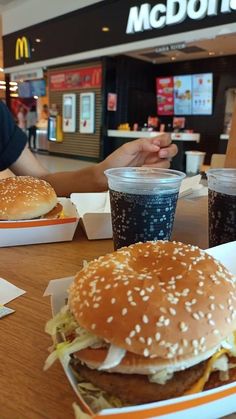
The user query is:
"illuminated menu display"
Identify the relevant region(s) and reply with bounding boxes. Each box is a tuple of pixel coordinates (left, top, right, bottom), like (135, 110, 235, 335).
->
(156, 77, 174, 115)
(192, 73, 213, 115)
(156, 73, 213, 116)
(174, 75, 192, 115)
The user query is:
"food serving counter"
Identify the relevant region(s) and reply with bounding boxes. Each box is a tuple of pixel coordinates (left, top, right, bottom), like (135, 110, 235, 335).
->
(219, 133, 229, 154)
(107, 130, 200, 142)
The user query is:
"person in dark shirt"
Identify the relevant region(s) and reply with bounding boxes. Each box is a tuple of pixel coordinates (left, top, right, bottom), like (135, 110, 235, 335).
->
(0, 101, 177, 196)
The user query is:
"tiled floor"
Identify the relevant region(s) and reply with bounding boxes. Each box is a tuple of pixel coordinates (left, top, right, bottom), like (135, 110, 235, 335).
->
(35, 151, 95, 172)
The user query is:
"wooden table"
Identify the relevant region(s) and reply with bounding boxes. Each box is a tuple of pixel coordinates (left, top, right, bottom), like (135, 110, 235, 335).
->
(0, 196, 208, 419)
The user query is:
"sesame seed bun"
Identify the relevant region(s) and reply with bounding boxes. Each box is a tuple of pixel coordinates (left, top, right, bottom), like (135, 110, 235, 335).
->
(0, 176, 58, 220)
(69, 241, 236, 367)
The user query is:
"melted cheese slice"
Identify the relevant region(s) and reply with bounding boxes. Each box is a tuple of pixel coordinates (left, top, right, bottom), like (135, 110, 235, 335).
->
(59, 210, 65, 219)
(186, 331, 236, 395)
(185, 349, 228, 395)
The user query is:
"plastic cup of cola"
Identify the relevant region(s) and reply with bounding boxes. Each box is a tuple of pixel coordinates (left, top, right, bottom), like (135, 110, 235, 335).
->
(207, 168, 236, 248)
(105, 167, 186, 250)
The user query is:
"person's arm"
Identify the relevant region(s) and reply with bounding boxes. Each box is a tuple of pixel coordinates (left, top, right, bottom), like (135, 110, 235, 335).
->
(10, 134, 177, 196)
(9, 145, 102, 195)
(42, 134, 177, 196)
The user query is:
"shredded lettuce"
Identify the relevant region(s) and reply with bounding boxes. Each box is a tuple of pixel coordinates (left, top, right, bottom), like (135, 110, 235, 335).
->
(44, 333, 101, 371)
(73, 402, 92, 419)
(45, 305, 77, 337)
(73, 371, 124, 413)
(44, 305, 103, 371)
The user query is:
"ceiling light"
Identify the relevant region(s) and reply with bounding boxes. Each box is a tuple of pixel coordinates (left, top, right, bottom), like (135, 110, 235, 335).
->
(0, 68, 4, 72)
(171, 56, 176, 61)
(35, 38, 41, 43)
(208, 51, 215, 56)
(102, 26, 110, 32)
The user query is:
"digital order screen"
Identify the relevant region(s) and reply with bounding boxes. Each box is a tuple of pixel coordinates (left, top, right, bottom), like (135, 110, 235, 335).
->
(192, 73, 213, 115)
(174, 75, 192, 115)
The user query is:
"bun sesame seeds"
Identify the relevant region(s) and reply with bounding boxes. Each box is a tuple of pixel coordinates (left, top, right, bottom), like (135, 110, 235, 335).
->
(0, 176, 57, 220)
(69, 241, 236, 364)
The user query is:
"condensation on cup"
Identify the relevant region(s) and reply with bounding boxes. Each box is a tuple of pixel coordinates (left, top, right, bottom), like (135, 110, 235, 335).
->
(207, 168, 236, 247)
(105, 167, 185, 250)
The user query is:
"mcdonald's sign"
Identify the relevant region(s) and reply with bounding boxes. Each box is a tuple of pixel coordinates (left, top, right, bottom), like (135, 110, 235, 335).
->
(15, 37, 31, 60)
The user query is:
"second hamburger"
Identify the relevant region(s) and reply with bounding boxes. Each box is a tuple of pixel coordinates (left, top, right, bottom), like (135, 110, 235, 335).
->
(0, 176, 63, 220)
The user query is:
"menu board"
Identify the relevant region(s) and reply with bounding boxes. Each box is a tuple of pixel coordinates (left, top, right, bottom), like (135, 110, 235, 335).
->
(174, 75, 192, 115)
(156, 77, 174, 115)
(18, 79, 46, 98)
(156, 73, 213, 116)
(192, 73, 213, 115)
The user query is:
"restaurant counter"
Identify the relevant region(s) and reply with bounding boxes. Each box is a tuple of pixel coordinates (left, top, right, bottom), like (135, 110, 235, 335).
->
(0, 196, 208, 419)
(219, 133, 229, 154)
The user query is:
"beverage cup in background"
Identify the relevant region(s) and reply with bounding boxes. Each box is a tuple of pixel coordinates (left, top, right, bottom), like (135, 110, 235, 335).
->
(185, 151, 206, 175)
(105, 167, 186, 250)
(207, 168, 236, 248)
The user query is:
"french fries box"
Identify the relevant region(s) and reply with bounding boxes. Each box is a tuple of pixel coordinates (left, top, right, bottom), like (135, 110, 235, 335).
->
(44, 241, 236, 418)
(0, 198, 79, 247)
(70, 193, 112, 240)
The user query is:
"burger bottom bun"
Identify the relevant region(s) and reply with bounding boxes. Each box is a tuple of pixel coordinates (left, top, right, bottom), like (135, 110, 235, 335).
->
(71, 357, 236, 405)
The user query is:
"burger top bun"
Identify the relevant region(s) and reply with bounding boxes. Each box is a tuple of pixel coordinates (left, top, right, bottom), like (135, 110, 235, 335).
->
(0, 176, 57, 220)
(69, 241, 236, 364)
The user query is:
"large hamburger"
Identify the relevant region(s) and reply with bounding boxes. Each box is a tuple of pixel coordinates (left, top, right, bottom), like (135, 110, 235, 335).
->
(0, 176, 63, 220)
(45, 241, 236, 408)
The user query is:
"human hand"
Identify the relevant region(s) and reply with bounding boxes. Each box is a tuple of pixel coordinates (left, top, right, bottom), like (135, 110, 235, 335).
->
(102, 133, 177, 169)
(96, 134, 178, 190)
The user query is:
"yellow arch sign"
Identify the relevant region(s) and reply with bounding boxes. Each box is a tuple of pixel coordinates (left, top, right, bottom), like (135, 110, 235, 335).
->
(15, 37, 30, 60)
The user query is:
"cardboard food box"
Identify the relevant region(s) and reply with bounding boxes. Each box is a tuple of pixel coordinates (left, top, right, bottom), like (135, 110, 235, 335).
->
(44, 241, 236, 418)
(0, 198, 79, 247)
(70, 192, 112, 240)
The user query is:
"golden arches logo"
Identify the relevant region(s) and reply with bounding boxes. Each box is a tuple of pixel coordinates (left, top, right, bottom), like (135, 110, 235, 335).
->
(15, 37, 30, 60)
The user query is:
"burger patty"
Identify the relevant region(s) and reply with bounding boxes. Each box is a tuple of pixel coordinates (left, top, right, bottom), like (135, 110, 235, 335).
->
(70, 358, 207, 405)
(204, 356, 236, 391)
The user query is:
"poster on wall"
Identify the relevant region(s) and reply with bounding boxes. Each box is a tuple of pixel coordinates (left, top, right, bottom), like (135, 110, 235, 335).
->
(79, 92, 95, 134)
(107, 93, 117, 111)
(156, 77, 174, 115)
(49, 66, 102, 91)
(174, 75, 192, 115)
(192, 73, 213, 115)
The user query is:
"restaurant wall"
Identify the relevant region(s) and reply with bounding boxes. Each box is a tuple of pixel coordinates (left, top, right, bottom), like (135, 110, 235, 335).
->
(105, 54, 236, 163)
(104, 55, 156, 130)
(48, 61, 103, 161)
(154, 55, 236, 163)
